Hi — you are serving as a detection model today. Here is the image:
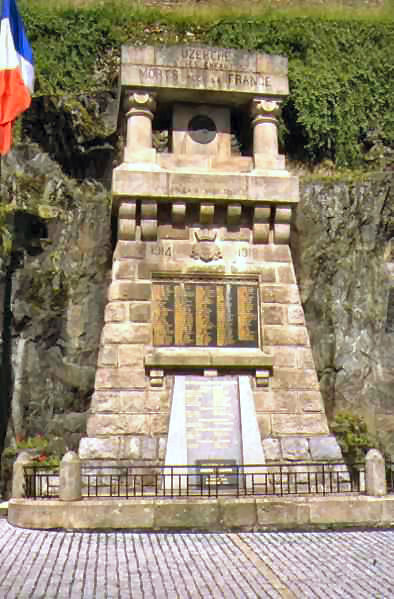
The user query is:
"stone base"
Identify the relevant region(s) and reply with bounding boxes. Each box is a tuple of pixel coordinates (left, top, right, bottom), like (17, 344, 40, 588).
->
(9, 495, 394, 531)
(253, 153, 286, 171)
(124, 148, 158, 164)
(262, 435, 343, 462)
(79, 435, 167, 461)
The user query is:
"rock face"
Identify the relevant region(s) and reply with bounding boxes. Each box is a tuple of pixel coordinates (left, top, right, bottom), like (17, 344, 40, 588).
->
(0, 94, 393, 493)
(294, 175, 394, 451)
(0, 143, 112, 457)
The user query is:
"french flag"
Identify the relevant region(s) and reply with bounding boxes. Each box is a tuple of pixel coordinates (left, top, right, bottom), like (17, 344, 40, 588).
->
(0, 0, 34, 155)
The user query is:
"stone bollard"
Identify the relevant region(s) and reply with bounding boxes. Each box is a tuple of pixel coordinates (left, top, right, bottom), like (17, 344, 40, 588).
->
(59, 451, 81, 501)
(12, 452, 32, 499)
(365, 449, 387, 496)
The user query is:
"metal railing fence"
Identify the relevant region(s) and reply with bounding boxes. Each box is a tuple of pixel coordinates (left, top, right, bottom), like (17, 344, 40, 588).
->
(24, 465, 59, 499)
(23, 462, 366, 500)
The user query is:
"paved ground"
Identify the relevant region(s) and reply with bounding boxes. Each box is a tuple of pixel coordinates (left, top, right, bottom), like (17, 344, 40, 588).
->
(0, 520, 393, 598)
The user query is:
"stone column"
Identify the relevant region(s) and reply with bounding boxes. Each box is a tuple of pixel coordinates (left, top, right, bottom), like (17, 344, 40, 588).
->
(365, 449, 387, 496)
(59, 451, 82, 501)
(12, 452, 32, 499)
(124, 91, 157, 162)
(250, 98, 284, 170)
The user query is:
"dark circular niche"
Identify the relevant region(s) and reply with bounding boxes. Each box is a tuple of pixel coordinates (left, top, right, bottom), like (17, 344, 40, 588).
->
(188, 115, 217, 144)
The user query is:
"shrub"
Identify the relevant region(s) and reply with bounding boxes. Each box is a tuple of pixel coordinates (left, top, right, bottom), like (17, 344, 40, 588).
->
(331, 411, 375, 464)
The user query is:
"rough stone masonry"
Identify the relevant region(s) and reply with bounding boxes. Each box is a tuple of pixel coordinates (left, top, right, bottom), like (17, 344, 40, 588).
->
(78, 45, 342, 468)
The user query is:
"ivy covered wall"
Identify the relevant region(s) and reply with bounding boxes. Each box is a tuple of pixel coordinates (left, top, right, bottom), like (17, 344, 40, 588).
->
(19, 1, 394, 168)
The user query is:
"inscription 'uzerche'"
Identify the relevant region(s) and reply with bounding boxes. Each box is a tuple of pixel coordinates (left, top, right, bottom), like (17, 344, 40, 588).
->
(152, 281, 259, 347)
(180, 47, 241, 69)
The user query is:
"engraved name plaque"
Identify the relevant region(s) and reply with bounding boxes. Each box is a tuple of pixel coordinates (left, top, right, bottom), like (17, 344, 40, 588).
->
(185, 376, 242, 469)
(195, 459, 237, 488)
(152, 279, 259, 347)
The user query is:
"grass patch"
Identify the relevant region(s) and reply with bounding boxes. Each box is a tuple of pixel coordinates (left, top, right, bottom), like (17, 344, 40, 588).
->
(160, 0, 394, 23)
(25, 0, 394, 22)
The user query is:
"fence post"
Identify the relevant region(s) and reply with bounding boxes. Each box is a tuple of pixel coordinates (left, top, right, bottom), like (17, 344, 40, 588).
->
(59, 451, 81, 501)
(12, 452, 32, 498)
(365, 449, 387, 496)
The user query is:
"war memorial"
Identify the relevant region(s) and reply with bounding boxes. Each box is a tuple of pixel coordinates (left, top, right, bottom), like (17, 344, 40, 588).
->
(8, 45, 394, 531)
(79, 44, 339, 466)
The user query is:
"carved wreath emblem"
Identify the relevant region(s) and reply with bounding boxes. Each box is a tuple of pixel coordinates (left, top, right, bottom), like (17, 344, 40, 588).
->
(191, 229, 222, 262)
(191, 242, 222, 262)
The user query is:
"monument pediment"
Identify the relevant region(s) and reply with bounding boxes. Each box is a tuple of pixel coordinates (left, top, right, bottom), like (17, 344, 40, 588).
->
(117, 44, 293, 187)
(121, 45, 289, 105)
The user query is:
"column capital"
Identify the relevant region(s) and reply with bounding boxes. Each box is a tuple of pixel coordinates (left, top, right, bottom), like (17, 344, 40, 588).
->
(124, 90, 157, 119)
(250, 98, 281, 124)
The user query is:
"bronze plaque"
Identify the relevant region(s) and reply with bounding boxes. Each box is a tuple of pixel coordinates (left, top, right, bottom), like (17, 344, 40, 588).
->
(152, 280, 258, 347)
(195, 459, 238, 487)
(185, 376, 242, 467)
(152, 284, 175, 345)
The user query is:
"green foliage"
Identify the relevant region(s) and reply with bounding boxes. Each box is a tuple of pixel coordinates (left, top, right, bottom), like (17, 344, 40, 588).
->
(16, 435, 49, 452)
(18, 2, 394, 168)
(0, 205, 15, 255)
(20, 1, 183, 94)
(0, 223, 12, 256)
(31, 454, 61, 469)
(21, 4, 121, 94)
(2, 447, 17, 459)
(331, 411, 375, 463)
(207, 17, 394, 166)
(3, 436, 61, 468)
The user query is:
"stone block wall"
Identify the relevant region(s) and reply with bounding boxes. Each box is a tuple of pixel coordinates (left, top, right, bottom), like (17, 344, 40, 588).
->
(80, 200, 336, 464)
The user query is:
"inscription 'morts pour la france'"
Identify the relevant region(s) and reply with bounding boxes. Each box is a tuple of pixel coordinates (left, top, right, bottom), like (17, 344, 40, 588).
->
(152, 280, 258, 347)
(137, 66, 272, 93)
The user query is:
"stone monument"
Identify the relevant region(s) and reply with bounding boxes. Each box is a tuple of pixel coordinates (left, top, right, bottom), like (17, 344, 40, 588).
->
(79, 45, 342, 470)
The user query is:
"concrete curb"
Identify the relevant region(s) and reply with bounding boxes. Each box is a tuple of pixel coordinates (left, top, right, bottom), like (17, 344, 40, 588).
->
(8, 495, 394, 531)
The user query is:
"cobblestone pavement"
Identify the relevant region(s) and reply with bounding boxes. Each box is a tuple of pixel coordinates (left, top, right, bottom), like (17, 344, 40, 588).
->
(1, 519, 394, 598)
